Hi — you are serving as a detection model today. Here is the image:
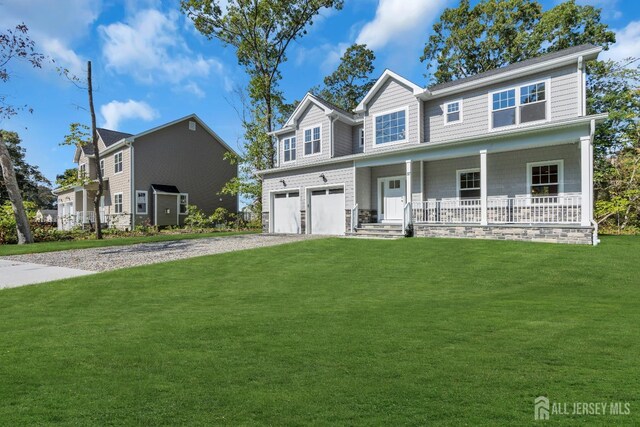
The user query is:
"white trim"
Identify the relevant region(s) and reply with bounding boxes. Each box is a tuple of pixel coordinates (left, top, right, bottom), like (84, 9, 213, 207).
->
(99, 158, 105, 178)
(135, 190, 148, 215)
(420, 161, 424, 202)
(526, 159, 565, 196)
(178, 193, 189, 215)
(372, 106, 410, 146)
(488, 78, 552, 132)
(154, 192, 158, 225)
(480, 150, 488, 225)
(113, 150, 123, 174)
(356, 69, 423, 112)
(302, 123, 323, 157)
(443, 99, 463, 126)
(304, 183, 347, 234)
(456, 168, 481, 199)
(282, 136, 297, 163)
(113, 192, 124, 214)
(376, 175, 405, 223)
(268, 187, 301, 234)
(129, 143, 135, 227)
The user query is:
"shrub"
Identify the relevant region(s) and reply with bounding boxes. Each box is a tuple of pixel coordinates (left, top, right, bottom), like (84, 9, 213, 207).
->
(184, 205, 211, 229)
(0, 201, 38, 244)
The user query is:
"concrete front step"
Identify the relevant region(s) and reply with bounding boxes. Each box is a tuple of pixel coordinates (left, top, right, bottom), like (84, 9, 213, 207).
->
(346, 231, 404, 239)
(349, 223, 406, 239)
(358, 223, 403, 230)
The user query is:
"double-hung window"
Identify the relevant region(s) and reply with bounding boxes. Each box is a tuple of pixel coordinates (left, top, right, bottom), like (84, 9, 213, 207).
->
(283, 137, 296, 162)
(179, 194, 188, 214)
(458, 169, 481, 199)
(304, 126, 321, 155)
(99, 159, 105, 177)
(136, 191, 148, 215)
(491, 81, 547, 129)
(114, 151, 123, 173)
(359, 128, 365, 147)
(79, 163, 86, 178)
(445, 100, 462, 124)
(375, 109, 406, 144)
(114, 193, 123, 214)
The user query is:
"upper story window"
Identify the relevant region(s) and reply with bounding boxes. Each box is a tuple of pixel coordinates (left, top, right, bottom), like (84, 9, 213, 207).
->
(99, 159, 105, 177)
(304, 126, 321, 155)
(445, 100, 462, 124)
(458, 169, 481, 199)
(283, 137, 296, 162)
(375, 109, 406, 144)
(114, 151, 123, 174)
(78, 163, 86, 178)
(359, 128, 365, 147)
(491, 81, 547, 129)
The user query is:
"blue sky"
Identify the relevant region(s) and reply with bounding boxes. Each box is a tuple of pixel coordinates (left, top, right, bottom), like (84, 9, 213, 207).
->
(1, 0, 638, 185)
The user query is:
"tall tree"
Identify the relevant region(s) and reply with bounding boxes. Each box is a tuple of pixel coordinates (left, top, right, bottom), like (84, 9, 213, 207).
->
(181, 0, 343, 208)
(0, 130, 53, 208)
(420, 0, 614, 84)
(314, 44, 376, 111)
(0, 24, 44, 244)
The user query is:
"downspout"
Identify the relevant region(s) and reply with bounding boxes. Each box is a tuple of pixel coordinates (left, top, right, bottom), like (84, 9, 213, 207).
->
(588, 119, 599, 246)
(127, 139, 135, 229)
(577, 56, 584, 117)
(329, 113, 337, 158)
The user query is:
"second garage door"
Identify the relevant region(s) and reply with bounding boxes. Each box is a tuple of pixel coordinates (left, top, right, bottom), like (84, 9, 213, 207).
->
(309, 187, 345, 235)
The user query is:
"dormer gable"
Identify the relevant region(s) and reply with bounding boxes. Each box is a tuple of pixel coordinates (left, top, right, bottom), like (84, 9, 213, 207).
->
(355, 69, 423, 114)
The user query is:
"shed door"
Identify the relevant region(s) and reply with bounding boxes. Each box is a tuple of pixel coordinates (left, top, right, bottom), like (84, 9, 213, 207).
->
(310, 187, 345, 235)
(272, 191, 300, 233)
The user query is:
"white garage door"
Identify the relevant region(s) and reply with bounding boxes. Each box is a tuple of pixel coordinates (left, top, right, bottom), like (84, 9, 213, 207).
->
(272, 191, 300, 233)
(310, 187, 345, 235)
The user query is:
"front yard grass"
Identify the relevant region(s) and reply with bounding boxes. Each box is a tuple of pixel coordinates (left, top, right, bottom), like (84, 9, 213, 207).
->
(0, 236, 638, 425)
(0, 230, 258, 256)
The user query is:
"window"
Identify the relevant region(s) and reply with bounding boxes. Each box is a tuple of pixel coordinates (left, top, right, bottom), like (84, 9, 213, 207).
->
(136, 191, 148, 215)
(99, 159, 105, 177)
(189, 121, 196, 131)
(375, 109, 406, 144)
(304, 126, 321, 155)
(179, 194, 188, 214)
(359, 128, 365, 147)
(78, 163, 86, 178)
(445, 100, 462, 124)
(491, 81, 547, 129)
(458, 169, 481, 199)
(529, 161, 563, 197)
(388, 179, 401, 189)
(114, 151, 123, 173)
(114, 193, 123, 214)
(283, 137, 296, 162)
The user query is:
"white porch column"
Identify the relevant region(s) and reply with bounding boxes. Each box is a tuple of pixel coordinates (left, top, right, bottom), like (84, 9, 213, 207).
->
(405, 160, 412, 204)
(480, 150, 488, 225)
(580, 136, 592, 226)
(82, 188, 87, 224)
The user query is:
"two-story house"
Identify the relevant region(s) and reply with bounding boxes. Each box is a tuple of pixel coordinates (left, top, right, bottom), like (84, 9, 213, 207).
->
(54, 114, 237, 230)
(258, 45, 607, 244)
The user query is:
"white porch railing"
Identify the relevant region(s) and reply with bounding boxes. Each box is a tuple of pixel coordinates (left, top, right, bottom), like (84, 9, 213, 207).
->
(412, 193, 583, 225)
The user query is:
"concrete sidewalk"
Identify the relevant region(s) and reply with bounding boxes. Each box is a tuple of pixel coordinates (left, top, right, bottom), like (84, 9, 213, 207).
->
(0, 260, 94, 290)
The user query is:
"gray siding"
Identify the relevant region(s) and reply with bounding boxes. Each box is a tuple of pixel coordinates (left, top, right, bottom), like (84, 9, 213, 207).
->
(364, 78, 421, 154)
(355, 167, 371, 209)
(425, 64, 579, 144)
(352, 124, 364, 154)
(262, 161, 354, 214)
(283, 103, 332, 167)
(334, 120, 353, 157)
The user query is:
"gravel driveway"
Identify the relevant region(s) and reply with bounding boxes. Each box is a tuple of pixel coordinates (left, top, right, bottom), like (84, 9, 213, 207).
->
(3, 234, 316, 272)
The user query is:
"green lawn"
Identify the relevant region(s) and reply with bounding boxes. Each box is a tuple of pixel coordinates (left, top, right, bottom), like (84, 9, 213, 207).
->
(0, 230, 257, 256)
(0, 236, 638, 425)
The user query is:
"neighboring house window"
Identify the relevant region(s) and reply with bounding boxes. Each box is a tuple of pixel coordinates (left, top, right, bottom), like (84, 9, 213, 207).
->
(359, 128, 365, 147)
(529, 161, 563, 197)
(136, 191, 148, 215)
(491, 81, 547, 129)
(99, 159, 105, 177)
(458, 169, 481, 199)
(283, 137, 296, 162)
(445, 100, 462, 124)
(114, 193, 123, 214)
(375, 109, 406, 144)
(114, 151, 123, 173)
(78, 163, 86, 178)
(179, 194, 188, 214)
(304, 126, 321, 155)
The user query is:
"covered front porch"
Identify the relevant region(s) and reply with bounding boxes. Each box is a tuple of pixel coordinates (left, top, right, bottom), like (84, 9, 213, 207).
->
(55, 183, 130, 230)
(350, 132, 595, 244)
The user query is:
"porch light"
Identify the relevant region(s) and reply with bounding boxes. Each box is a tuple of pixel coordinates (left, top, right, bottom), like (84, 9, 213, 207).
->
(165, 208, 171, 214)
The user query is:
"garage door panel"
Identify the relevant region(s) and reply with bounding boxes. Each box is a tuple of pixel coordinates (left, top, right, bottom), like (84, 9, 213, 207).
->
(310, 187, 345, 235)
(273, 191, 300, 234)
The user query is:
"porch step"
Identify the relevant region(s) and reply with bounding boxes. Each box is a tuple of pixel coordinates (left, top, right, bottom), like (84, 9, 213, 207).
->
(350, 223, 405, 239)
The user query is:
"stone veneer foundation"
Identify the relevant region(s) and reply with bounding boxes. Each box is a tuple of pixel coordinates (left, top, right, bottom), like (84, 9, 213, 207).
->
(413, 224, 595, 245)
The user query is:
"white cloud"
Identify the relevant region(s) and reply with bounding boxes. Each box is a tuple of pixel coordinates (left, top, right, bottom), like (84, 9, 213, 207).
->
(603, 21, 640, 62)
(182, 82, 206, 98)
(41, 39, 85, 77)
(296, 42, 350, 75)
(99, 8, 228, 87)
(356, 0, 448, 50)
(100, 99, 159, 130)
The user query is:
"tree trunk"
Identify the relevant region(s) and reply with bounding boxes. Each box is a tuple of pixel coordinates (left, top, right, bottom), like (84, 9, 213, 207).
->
(0, 133, 33, 244)
(87, 61, 103, 239)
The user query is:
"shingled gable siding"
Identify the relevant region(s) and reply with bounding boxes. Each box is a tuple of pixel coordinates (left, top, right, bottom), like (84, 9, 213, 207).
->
(333, 120, 354, 157)
(261, 161, 354, 221)
(425, 64, 579, 144)
(290, 103, 332, 166)
(364, 78, 421, 153)
(133, 119, 237, 226)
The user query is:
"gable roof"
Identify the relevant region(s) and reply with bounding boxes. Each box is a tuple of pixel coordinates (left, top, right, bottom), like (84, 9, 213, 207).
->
(275, 92, 360, 135)
(355, 69, 424, 113)
(76, 128, 133, 158)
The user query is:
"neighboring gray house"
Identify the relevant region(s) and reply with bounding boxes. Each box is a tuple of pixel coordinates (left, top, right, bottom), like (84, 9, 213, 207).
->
(259, 45, 606, 244)
(53, 114, 237, 230)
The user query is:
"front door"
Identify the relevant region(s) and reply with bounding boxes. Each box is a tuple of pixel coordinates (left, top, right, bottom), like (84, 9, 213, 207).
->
(379, 176, 405, 222)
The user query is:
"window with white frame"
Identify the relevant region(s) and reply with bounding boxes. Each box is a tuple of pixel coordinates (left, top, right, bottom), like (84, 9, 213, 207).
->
(529, 161, 562, 197)
(136, 191, 148, 214)
(375, 109, 406, 144)
(179, 193, 188, 214)
(79, 163, 86, 178)
(304, 126, 321, 155)
(445, 100, 462, 124)
(114, 193, 123, 213)
(458, 169, 481, 199)
(359, 128, 364, 147)
(99, 159, 105, 177)
(114, 151, 123, 173)
(491, 81, 547, 129)
(283, 136, 296, 162)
